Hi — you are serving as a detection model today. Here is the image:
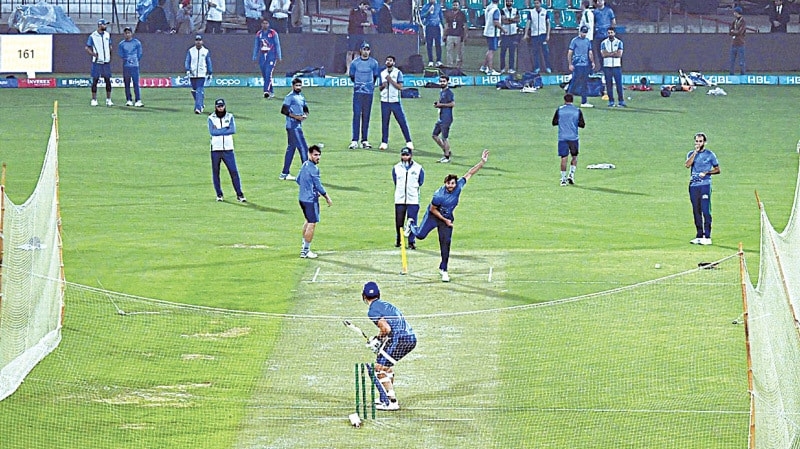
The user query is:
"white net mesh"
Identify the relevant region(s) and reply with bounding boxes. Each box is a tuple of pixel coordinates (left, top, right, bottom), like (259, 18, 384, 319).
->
(0, 110, 63, 401)
(0, 254, 747, 448)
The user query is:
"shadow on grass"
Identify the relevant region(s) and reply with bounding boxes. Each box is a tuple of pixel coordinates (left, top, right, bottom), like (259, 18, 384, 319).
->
(574, 185, 649, 196)
(230, 201, 288, 214)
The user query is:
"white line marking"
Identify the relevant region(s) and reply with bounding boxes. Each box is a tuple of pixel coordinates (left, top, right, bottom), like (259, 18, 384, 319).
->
(488, 267, 493, 283)
(311, 267, 320, 283)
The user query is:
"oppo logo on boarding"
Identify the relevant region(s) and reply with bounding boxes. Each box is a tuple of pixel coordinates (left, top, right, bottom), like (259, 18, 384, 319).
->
(215, 78, 242, 86)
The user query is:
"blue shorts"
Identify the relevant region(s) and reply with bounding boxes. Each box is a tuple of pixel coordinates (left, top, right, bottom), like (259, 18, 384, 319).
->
(299, 201, 320, 223)
(486, 37, 499, 51)
(91, 62, 112, 79)
(378, 333, 417, 367)
(433, 120, 451, 139)
(558, 140, 579, 158)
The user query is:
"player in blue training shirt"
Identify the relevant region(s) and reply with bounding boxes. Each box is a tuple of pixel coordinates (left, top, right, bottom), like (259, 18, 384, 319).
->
(685, 132, 720, 246)
(296, 144, 332, 259)
(567, 26, 595, 108)
(348, 41, 381, 150)
(280, 78, 310, 181)
(117, 27, 143, 107)
(432, 74, 455, 163)
(405, 150, 489, 282)
(552, 93, 585, 186)
(361, 281, 416, 411)
(252, 18, 282, 99)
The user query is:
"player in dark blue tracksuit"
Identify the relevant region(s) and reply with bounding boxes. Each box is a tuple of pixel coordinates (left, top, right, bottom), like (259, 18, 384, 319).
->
(252, 19, 282, 98)
(406, 150, 489, 282)
(362, 281, 416, 411)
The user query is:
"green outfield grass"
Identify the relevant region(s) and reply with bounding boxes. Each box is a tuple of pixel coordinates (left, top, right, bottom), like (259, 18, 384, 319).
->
(0, 83, 797, 447)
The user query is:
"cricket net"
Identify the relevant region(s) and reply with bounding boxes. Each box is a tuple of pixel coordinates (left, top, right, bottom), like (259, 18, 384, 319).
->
(741, 164, 800, 449)
(0, 252, 748, 449)
(0, 104, 64, 401)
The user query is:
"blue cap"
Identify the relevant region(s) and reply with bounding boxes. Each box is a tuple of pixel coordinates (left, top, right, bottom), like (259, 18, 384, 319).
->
(360, 41, 370, 49)
(97, 19, 108, 25)
(733, 6, 742, 13)
(195, 34, 203, 40)
(579, 25, 589, 33)
(362, 281, 380, 298)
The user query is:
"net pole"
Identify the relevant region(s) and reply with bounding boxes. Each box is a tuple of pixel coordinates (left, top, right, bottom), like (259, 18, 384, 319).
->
(739, 243, 755, 449)
(53, 101, 66, 326)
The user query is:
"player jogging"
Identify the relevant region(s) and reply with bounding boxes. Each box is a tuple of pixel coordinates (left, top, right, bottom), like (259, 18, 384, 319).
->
(552, 93, 585, 186)
(432, 74, 455, 163)
(405, 150, 489, 282)
(362, 281, 416, 411)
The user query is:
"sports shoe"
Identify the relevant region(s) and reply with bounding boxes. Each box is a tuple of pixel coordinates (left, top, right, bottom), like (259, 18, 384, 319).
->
(105, 99, 114, 107)
(689, 237, 702, 245)
(479, 65, 487, 73)
(404, 218, 414, 237)
(437, 156, 450, 163)
(300, 251, 318, 259)
(360, 141, 372, 149)
(348, 141, 359, 150)
(194, 109, 201, 114)
(279, 173, 296, 181)
(427, 61, 434, 67)
(264, 92, 271, 98)
(126, 100, 134, 107)
(699, 238, 712, 245)
(500, 68, 507, 74)
(395, 241, 401, 248)
(134, 100, 144, 107)
(546, 68, 552, 73)
(488, 70, 501, 76)
(408, 242, 416, 250)
(440, 270, 450, 282)
(580, 103, 593, 108)
(560, 179, 567, 186)
(237, 196, 247, 203)
(435, 61, 442, 67)
(91, 99, 99, 106)
(567, 176, 575, 185)
(216, 195, 224, 202)
(405, 142, 414, 150)
(375, 400, 400, 411)
(618, 101, 627, 107)
(608, 102, 615, 108)
(379, 142, 388, 151)
(520, 86, 538, 93)
(508, 69, 516, 74)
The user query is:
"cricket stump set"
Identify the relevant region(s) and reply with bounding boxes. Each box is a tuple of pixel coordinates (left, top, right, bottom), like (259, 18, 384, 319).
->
(354, 362, 377, 420)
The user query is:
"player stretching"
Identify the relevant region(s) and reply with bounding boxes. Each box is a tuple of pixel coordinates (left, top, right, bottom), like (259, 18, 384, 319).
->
(362, 281, 416, 411)
(405, 150, 489, 282)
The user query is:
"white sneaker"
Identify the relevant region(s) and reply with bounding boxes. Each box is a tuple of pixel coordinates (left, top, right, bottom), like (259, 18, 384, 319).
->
(427, 61, 434, 67)
(106, 99, 114, 107)
(580, 103, 594, 108)
(279, 173, 296, 181)
(404, 218, 414, 237)
(479, 65, 487, 73)
(375, 400, 400, 411)
(435, 61, 442, 67)
(520, 86, 538, 93)
(379, 142, 388, 151)
(440, 270, 450, 282)
(300, 251, 318, 259)
(134, 100, 144, 107)
(405, 142, 414, 150)
(488, 70, 502, 76)
(699, 238, 712, 245)
(348, 141, 358, 150)
(508, 69, 516, 74)
(125, 100, 134, 106)
(437, 156, 450, 163)
(689, 238, 702, 245)
(90, 99, 98, 106)
(360, 141, 372, 149)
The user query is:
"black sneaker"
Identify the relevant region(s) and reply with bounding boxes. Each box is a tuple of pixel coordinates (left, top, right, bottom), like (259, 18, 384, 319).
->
(237, 196, 247, 203)
(408, 242, 416, 250)
(567, 176, 575, 185)
(395, 241, 401, 248)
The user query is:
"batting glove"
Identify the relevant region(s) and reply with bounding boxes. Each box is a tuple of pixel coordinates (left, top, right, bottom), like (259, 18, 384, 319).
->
(366, 336, 382, 354)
